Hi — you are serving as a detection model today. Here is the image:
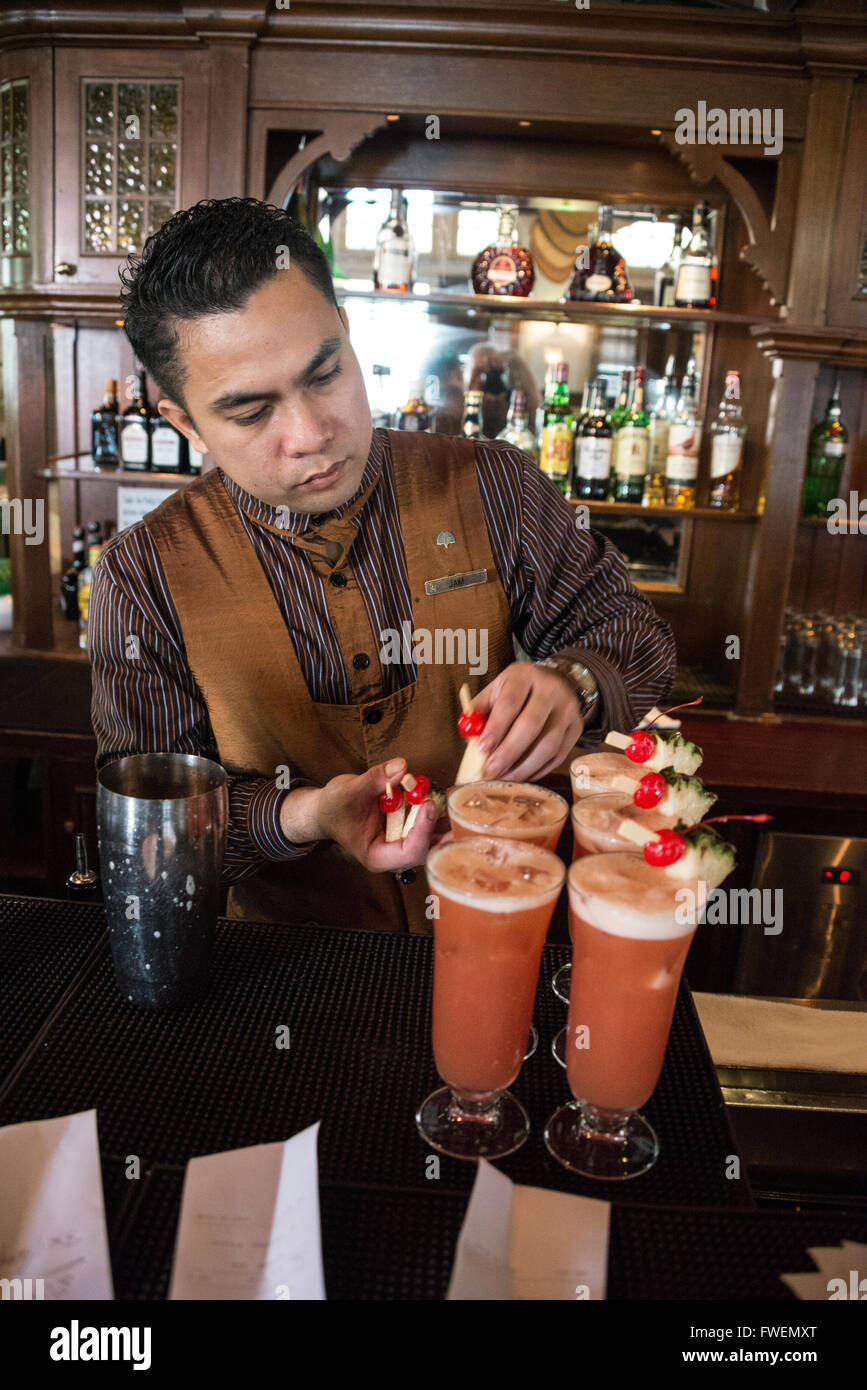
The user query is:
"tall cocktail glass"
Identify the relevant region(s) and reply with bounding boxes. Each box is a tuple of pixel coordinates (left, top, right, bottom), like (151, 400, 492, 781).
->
(545, 852, 707, 1179)
(570, 751, 643, 802)
(417, 835, 565, 1159)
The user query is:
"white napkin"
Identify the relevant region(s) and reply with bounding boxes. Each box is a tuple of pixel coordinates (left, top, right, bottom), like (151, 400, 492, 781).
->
(694, 993, 867, 1072)
(447, 1160, 610, 1300)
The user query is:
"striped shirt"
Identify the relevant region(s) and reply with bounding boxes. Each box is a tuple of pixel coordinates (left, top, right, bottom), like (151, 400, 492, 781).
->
(89, 428, 675, 882)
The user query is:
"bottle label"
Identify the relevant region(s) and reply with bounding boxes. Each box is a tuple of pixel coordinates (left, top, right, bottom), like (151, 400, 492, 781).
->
(399, 415, 422, 431)
(78, 580, 91, 631)
(614, 426, 649, 479)
(585, 274, 612, 293)
(152, 430, 181, 467)
(487, 252, 519, 288)
(823, 442, 846, 457)
(121, 422, 149, 464)
(710, 434, 743, 479)
(378, 243, 411, 288)
(666, 423, 701, 479)
(649, 419, 670, 472)
(676, 263, 712, 303)
(541, 422, 572, 478)
(578, 436, 612, 480)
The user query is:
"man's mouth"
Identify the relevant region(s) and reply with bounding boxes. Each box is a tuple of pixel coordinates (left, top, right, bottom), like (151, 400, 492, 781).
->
(301, 459, 346, 490)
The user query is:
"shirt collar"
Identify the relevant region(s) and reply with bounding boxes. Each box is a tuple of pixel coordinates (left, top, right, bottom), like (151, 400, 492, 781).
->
(218, 428, 387, 538)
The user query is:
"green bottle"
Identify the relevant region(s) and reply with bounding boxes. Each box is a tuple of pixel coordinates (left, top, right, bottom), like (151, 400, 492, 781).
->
(613, 367, 649, 502)
(802, 380, 848, 518)
(539, 361, 574, 495)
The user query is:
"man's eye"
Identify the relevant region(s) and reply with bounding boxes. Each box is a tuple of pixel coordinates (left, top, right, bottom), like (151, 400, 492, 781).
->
(311, 365, 341, 387)
(233, 405, 270, 426)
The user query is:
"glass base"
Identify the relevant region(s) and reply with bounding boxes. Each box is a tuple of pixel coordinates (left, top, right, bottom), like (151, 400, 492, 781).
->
(544, 1101, 659, 1180)
(525, 1023, 538, 1061)
(551, 1026, 566, 1068)
(552, 961, 571, 1004)
(416, 1086, 530, 1161)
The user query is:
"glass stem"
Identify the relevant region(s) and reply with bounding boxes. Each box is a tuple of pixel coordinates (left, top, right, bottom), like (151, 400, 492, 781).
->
(581, 1104, 634, 1135)
(448, 1090, 500, 1123)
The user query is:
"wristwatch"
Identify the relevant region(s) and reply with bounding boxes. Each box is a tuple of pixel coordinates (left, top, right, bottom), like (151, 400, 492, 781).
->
(535, 656, 600, 726)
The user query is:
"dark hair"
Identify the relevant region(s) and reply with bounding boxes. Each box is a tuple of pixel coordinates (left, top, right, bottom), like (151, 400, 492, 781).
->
(119, 198, 339, 410)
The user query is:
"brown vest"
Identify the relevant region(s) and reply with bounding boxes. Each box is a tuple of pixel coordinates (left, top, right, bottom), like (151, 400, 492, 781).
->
(144, 429, 514, 933)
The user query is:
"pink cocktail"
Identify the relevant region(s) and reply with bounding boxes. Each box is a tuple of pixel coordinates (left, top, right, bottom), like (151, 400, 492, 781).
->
(448, 781, 569, 852)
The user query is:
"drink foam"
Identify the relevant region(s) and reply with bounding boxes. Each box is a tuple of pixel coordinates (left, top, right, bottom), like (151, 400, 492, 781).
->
(427, 835, 565, 912)
(570, 751, 642, 798)
(568, 853, 705, 939)
(449, 780, 567, 833)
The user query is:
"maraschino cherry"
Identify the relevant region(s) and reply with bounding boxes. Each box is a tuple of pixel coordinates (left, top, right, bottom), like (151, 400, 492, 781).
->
(457, 709, 486, 739)
(643, 829, 686, 867)
(379, 783, 404, 814)
(405, 775, 431, 805)
(633, 772, 666, 808)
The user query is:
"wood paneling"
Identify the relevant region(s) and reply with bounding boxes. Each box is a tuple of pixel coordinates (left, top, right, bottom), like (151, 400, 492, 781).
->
(2, 318, 53, 649)
(786, 78, 855, 325)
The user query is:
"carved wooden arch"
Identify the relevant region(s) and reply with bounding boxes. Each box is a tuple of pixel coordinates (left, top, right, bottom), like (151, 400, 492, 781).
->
(265, 112, 390, 207)
(659, 133, 787, 306)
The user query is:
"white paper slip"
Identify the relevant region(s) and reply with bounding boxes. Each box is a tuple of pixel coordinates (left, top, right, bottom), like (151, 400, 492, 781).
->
(168, 1121, 325, 1300)
(0, 1108, 114, 1300)
(447, 1161, 610, 1300)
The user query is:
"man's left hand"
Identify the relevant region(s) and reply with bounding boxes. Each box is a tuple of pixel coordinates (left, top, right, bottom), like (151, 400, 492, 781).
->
(470, 661, 584, 783)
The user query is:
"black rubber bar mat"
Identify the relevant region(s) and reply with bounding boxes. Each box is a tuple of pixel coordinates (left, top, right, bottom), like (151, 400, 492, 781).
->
(0, 894, 107, 1076)
(0, 902, 753, 1210)
(107, 1163, 864, 1301)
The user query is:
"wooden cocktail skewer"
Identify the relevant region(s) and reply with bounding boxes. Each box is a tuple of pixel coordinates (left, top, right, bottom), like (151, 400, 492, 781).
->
(455, 682, 487, 785)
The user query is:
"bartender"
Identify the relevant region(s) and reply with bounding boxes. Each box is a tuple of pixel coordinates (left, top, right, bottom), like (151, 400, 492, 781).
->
(89, 197, 676, 933)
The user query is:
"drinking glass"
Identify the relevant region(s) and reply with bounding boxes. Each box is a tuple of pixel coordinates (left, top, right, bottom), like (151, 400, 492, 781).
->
(545, 852, 708, 1179)
(417, 835, 565, 1160)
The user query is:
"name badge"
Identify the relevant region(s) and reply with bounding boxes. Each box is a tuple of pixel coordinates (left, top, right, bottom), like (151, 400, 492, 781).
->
(424, 568, 488, 597)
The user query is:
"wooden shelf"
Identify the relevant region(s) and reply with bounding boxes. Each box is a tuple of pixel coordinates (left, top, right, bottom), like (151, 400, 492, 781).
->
(567, 498, 760, 521)
(39, 468, 196, 487)
(335, 285, 777, 331)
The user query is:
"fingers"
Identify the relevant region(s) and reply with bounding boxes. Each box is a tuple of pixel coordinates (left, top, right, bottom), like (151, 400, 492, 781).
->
(476, 669, 533, 763)
(483, 686, 548, 779)
(364, 800, 438, 872)
(370, 756, 407, 793)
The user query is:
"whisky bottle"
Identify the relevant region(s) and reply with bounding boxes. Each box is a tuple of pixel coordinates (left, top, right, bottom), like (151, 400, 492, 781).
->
(373, 188, 414, 292)
(539, 362, 573, 495)
(665, 359, 701, 508)
(60, 526, 86, 621)
(607, 369, 633, 484)
(120, 370, 153, 471)
(394, 378, 434, 432)
(675, 203, 715, 309)
(564, 205, 631, 302)
(471, 206, 535, 298)
(708, 370, 745, 510)
(644, 355, 676, 506)
(91, 378, 119, 472)
(613, 367, 649, 503)
(574, 378, 613, 501)
(151, 412, 189, 473)
(497, 389, 539, 462)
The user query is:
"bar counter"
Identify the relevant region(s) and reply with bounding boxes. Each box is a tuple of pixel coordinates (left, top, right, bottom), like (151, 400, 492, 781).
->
(2, 892, 865, 1301)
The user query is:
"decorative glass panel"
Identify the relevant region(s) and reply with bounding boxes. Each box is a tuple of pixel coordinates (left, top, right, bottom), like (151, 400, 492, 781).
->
(84, 200, 113, 252)
(85, 83, 114, 137)
(84, 141, 114, 197)
(149, 84, 178, 138)
(117, 199, 144, 251)
(118, 84, 146, 142)
(0, 79, 29, 255)
(81, 79, 179, 253)
(148, 200, 175, 236)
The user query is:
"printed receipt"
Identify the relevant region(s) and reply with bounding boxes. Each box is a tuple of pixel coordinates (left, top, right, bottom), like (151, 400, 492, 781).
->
(0, 1108, 114, 1299)
(168, 1121, 325, 1300)
(447, 1161, 610, 1300)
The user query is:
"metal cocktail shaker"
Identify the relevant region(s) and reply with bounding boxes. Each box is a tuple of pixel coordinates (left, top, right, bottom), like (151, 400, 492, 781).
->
(96, 753, 228, 1008)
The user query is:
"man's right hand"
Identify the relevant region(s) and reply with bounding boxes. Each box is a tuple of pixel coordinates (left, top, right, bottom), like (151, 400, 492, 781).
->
(278, 757, 439, 873)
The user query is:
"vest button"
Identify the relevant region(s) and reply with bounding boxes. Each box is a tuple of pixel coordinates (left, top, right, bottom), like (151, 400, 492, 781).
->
(397, 869, 416, 885)
(364, 708, 382, 725)
(330, 572, 347, 588)
(353, 652, 370, 670)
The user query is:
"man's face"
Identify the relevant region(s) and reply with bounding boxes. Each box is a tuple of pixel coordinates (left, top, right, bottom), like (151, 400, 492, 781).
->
(158, 267, 372, 512)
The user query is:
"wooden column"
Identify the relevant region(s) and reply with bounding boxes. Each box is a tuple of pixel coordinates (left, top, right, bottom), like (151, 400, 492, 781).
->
(786, 77, 854, 325)
(204, 38, 251, 199)
(735, 355, 820, 718)
(2, 316, 53, 649)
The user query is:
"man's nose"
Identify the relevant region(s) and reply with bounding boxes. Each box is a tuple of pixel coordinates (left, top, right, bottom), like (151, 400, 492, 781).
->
(279, 397, 335, 456)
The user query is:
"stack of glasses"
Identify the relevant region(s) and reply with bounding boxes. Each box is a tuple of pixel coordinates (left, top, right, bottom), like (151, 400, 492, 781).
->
(775, 610, 867, 710)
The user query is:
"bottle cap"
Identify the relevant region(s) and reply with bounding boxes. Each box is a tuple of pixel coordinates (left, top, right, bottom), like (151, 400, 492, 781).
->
(104, 377, 117, 394)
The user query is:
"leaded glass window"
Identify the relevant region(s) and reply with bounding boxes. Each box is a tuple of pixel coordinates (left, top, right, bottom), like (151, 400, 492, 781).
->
(83, 79, 179, 253)
(0, 80, 30, 254)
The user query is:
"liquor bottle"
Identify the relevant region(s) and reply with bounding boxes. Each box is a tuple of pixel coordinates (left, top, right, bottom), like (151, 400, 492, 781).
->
(654, 216, 687, 308)
(613, 367, 649, 503)
(497, 388, 539, 461)
(480, 364, 510, 439)
(471, 206, 535, 298)
(91, 378, 119, 472)
(644, 354, 677, 506)
(665, 359, 701, 508)
(574, 378, 613, 501)
(86, 519, 104, 551)
(539, 362, 573, 495)
(394, 378, 434, 432)
(563, 205, 631, 303)
(709, 370, 746, 510)
(607, 369, 633, 484)
(675, 203, 715, 309)
(60, 526, 86, 620)
(370, 363, 392, 431)
(151, 411, 189, 473)
(373, 188, 414, 293)
(77, 537, 103, 651)
(120, 370, 153, 471)
(801, 379, 848, 519)
(461, 390, 484, 439)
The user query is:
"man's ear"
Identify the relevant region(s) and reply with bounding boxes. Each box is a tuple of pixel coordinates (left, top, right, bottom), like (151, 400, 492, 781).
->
(157, 399, 209, 457)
